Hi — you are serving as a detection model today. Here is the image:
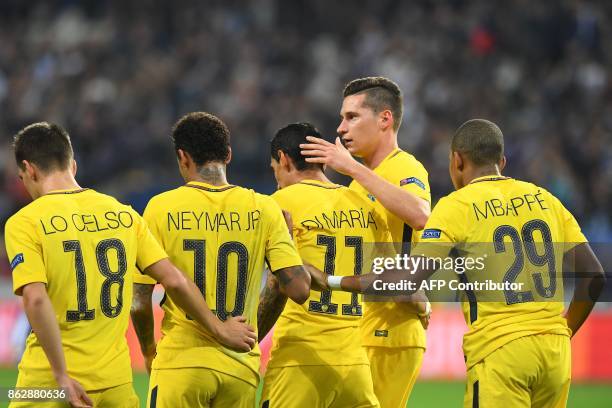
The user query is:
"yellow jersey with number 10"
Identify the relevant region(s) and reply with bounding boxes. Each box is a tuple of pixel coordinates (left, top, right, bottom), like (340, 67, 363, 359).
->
(134, 181, 302, 386)
(4, 188, 167, 390)
(268, 180, 391, 368)
(349, 148, 431, 348)
(413, 176, 586, 369)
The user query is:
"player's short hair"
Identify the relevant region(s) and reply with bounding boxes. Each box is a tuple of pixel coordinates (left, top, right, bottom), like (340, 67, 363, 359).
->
(343, 76, 403, 131)
(172, 112, 230, 166)
(271, 122, 324, 171)
(451, 119, 504, 166)
(13, 122, 73, 172)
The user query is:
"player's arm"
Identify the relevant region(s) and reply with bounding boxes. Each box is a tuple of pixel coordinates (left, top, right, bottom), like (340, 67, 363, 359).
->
(329, 256, 438, 295)
(21, 283, 93, 408)
(301, 136, 430, 230)
(257, 270, 287, 341)
(257, 265, 310, 341)
(144, 258, 256, 352)
(564, 243, 605, 337)
(130, 283, 156, 373)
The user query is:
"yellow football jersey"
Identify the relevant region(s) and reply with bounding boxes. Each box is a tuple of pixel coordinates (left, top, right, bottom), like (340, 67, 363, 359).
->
(134, 181, 302, 386)
(349, 148, 430, 348)
(4, 188, 167, 390)
(413, 176, 586, 368)
(267, 180, 391, 368)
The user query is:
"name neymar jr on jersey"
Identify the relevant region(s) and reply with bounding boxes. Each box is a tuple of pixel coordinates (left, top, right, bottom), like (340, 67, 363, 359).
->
(473, 190, 549, 221)
(300, 208, 378, 231)
(167, 209, 261, 232)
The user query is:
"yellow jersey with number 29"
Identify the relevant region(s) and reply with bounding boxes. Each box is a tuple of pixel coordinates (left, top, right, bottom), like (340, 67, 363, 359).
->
(413, 176, 586, 369)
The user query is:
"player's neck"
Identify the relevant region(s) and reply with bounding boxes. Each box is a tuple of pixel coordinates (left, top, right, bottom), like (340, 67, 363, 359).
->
(191, 163, 228, 186)
(292, 170, 331, 185)
(38, 172, 81, 197)
(362, 137, 398, 169)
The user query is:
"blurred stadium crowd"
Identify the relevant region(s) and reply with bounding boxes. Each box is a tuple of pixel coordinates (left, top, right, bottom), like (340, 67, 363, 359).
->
(0, 0, 611, 279)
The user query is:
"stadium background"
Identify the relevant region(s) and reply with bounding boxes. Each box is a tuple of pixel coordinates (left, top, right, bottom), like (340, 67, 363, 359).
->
(0, 0, 610, 406)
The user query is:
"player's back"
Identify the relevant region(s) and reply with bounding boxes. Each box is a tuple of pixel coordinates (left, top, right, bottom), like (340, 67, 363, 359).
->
(269, 180, 389, 368)
(5, 188, 155, 390)
(418, 176, 585, 368)
(141, 181, 300, 386)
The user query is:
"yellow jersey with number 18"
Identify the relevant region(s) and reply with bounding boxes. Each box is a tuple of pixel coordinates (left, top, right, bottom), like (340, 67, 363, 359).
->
(413, 176, 586, 369)
(349, 148, 431, 348)
(4, 188, 167, 391)
(268, 180, 391, 368)
(134, 181, 302, 386)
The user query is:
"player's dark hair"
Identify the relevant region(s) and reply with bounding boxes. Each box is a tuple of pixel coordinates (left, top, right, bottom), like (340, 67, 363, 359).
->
(271, 122, 324, 171)
(451, 119, 504, 166)
(343, 76, 403, 131)
(13, 122, 73, 172)
(172, 112, 230, 166)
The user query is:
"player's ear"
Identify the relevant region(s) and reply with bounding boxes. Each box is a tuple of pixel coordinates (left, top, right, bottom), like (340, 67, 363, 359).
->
(23, 160, 37, 181)
(451, 151, 464, 171)
(379, 110, 393, 131)
(71, 159, 78, 177)
(225, 147, 232, 165)
(177, 149, 189, 169)
(279, 151, 291, 171)
(499, 155, 506, 172)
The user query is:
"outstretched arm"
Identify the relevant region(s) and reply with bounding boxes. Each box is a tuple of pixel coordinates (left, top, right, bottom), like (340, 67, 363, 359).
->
(564, 243, 605, 337)
(131, 283, 156, 373)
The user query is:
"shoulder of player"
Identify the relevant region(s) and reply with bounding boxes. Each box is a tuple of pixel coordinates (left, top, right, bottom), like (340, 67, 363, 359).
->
(385, 149, 427, 173)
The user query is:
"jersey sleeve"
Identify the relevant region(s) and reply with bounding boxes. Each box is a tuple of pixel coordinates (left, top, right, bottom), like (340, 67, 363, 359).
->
(4, 215, 47, 295)
(412, 195, 465, 259)
(133, 207, 167, 284)
(388, 155, 431, 203)
(262, 195, 303, 272)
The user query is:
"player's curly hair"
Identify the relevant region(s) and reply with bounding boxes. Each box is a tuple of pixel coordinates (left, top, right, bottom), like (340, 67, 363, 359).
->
(343, 76, 403, 131)
(271, 122, 325, 171)
(172, 112, 230, 166)
(13, 122, 73, 172)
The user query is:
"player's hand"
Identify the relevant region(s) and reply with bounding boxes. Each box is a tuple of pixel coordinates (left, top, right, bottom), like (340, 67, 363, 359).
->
(416, 301, 431, 330)
(216, 316, 257, 352)
(303, 263, 329, 291)
(56, 374, 93, 408)
(282, 210, 294, 238)
(300, 136, 359, 176)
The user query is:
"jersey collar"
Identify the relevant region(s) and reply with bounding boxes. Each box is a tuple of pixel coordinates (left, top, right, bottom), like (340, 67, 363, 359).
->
(45, 188, 90, 195)
(468, 175, 511, 185)
(373, 147, 403, 171)
(184, 181, 237, 192)
(298, 179, 342, 189)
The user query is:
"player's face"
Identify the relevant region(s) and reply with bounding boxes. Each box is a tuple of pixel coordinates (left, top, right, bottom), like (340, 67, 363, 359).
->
(337, 94, 380, 158)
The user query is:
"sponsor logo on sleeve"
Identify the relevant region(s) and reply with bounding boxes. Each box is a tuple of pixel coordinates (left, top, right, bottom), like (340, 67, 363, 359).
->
(399, 177, 426, 190)
(10, 253, 24, 270)
(421, 229, 442, 239)
(367, 193, 376, 202)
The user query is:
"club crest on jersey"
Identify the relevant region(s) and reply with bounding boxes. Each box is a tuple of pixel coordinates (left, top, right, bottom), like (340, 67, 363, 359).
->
(367, 193, 376, 202)
(10, 253, 24, 270)
(400, 177, 426, 190)
(421, 229, 442, 239)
